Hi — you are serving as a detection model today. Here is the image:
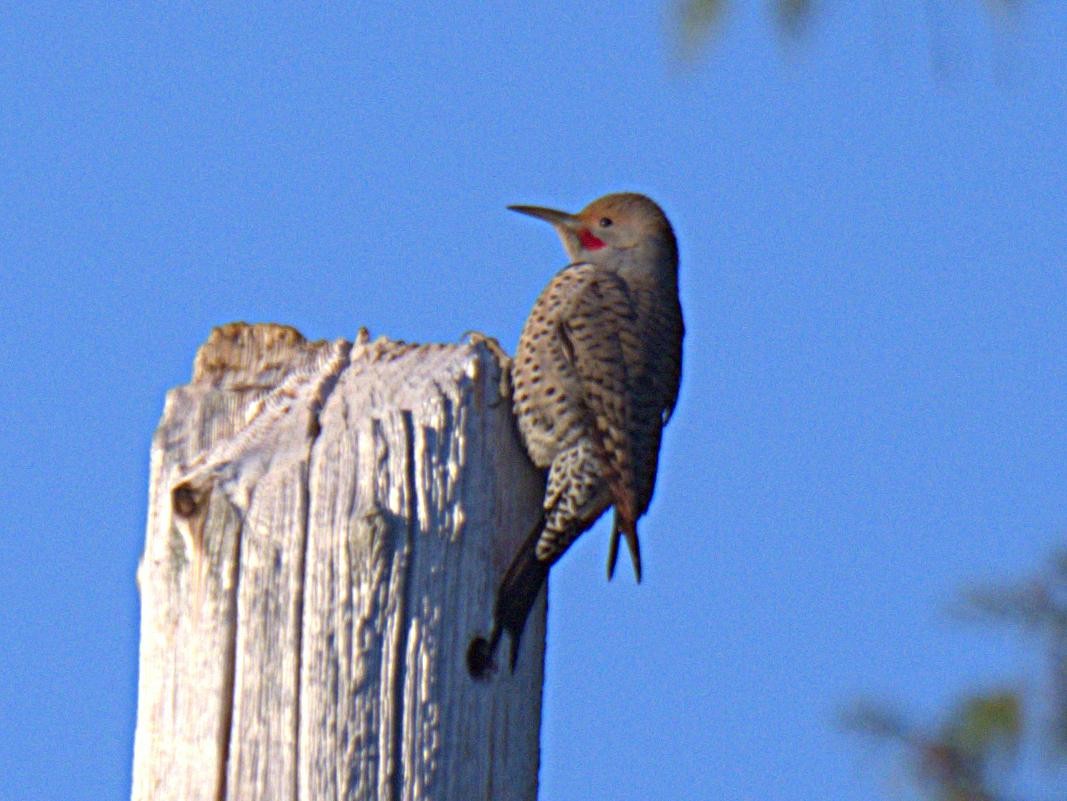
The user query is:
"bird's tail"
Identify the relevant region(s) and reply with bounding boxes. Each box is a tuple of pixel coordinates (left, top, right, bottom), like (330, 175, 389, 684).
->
(473, 514, 549, 675)
(607, 511, 642, 583)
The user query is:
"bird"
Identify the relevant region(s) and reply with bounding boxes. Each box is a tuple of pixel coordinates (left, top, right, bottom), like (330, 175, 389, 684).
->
(469, 192, 684, 675)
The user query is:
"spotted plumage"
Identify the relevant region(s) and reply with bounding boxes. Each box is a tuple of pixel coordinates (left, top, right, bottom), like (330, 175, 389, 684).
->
(470, 192, 684, 674)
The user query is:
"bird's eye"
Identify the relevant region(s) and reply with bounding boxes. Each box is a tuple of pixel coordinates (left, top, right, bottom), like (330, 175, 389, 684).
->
(599, 217, 613, 228)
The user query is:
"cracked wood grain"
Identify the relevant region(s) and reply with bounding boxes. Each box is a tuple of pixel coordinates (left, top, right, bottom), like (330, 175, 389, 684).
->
(132, 323, 546, 801)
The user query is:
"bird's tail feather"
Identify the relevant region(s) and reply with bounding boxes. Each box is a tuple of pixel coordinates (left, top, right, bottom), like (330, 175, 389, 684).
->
(607, 512, 641, 583)
(486, 514, 549, 671)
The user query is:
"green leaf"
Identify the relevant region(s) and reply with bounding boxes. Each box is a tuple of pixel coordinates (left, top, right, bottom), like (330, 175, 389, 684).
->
(942, 692, 1022, 762)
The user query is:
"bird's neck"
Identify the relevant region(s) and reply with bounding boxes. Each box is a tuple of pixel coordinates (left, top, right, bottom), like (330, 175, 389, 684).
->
(614, 243, 679, 290)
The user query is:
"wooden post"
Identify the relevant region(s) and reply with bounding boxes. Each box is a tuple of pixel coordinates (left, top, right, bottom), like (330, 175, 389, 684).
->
(131, 323, 547, 801)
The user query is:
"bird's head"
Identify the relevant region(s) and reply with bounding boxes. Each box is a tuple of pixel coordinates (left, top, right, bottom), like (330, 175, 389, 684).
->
(508, 192, 677, 277)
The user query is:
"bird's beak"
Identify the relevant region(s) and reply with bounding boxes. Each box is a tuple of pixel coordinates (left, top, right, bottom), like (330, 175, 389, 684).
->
(507, 204, 580, 231)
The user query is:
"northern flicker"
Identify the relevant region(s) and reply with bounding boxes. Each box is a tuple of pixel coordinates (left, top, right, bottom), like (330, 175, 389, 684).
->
(470, 192, 684, 674)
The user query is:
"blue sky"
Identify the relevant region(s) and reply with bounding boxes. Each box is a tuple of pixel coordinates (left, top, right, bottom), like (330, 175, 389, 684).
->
(1, 3, 1064, 800)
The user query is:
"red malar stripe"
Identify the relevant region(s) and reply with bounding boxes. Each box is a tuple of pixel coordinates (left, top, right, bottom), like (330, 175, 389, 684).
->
(578, 229, 606, 250)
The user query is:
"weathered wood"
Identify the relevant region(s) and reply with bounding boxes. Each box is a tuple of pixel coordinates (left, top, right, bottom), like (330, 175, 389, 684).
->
(132, 322, 546, 801)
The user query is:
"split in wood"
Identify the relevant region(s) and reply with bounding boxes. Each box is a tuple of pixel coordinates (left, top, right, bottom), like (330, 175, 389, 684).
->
(464, 331, 513, 404)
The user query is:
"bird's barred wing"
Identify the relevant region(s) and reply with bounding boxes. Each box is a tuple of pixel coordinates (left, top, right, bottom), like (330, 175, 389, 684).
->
(555, 265, 642, 544)
(630, 289, 684, 426)
(659, 297, 684, 425)
(623, 289, 683, 522)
